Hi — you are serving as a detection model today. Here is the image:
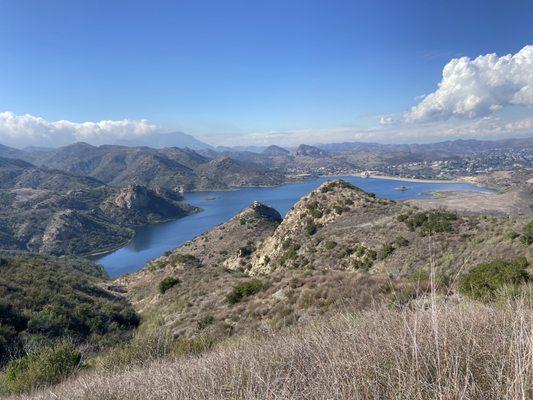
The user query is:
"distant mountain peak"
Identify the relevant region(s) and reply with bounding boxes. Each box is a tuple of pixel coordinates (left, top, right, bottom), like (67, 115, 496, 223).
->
(262, 145, 289, 156)
(294, 144, 328, 157)
(113, 131, 213, 150)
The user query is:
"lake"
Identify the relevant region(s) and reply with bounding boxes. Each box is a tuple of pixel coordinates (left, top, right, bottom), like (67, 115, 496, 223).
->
(95, 176, 493, 277)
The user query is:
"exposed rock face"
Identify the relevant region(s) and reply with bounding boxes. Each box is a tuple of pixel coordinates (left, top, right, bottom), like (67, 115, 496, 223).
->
(110, 185, 153, 209)
(144, 201, 282, 272)
(249, 201, 283, 223)
(248, 180, 385, 274)
(100, 184, 199, 226)
(293, 144, 328, 157)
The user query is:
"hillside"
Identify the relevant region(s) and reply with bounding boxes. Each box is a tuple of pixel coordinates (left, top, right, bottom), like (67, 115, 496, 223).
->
(6, 179, 531, 399)
(13, 301, 531, 400)
(0, 253, 138, 367)
(21, 143, 283, 191)
(114, 180, 530, 340)
(0, 158, 199, 256)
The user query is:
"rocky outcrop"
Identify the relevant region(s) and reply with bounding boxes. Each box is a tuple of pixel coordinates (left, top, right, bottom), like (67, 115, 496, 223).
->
(248, 180, 383, 274)
(100, 184, 200, 226)
(143, 201, 282, 273)
(293, 144, 328, 157)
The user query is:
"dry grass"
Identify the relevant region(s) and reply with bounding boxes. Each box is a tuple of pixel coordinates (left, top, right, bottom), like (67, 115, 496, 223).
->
(12, 299, 532, 400)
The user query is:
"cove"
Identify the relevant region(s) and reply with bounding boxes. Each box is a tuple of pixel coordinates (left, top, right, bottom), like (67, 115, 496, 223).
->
(95, 176, 493, 278)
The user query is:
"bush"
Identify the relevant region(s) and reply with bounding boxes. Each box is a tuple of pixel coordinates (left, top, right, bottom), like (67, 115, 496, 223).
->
(1, 342, 80, 395)
(395, 236, 409, 247)
(401, 211, 457, 235)
(197, 315, 215, 331)
(420, 212, 457, 235)
(0, 254, 138, 365)
(507, 230, 519, 240)
(305, 220, 318, 236)
(397, 214, 409, 223)
(378, 244, 395, 260)
(324, 240, 337, 250)
(158, 277, 180, 294)
(520, 221, 533, 245)
(227, 279, 264, 305)
(459, 258, 530, 302)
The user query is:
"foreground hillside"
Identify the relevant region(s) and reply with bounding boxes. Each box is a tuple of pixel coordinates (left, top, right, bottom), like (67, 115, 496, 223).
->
(0, 253, 138, 369)
(12, 301, 531, 400)
(0, 157, 198, 256)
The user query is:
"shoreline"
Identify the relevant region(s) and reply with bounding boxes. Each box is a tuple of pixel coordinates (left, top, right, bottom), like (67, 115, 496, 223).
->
(365, 174, 463, 184)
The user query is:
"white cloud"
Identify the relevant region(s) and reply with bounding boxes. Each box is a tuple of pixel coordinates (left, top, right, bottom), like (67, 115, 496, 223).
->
(406, 45, 533, 122)
(505, 117, 533, 131)
(379, 115, 394, 125)
(0, 112, 158, 147)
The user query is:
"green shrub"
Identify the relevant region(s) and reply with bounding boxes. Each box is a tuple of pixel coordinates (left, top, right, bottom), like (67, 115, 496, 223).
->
(1, 343, 80, 395)
(507, 230, 519, 240)
(520, 221, 533, 245)
(158, 277, 180, 294)
(420, 212, 457, 235)
(0, 254, 139, 364)
(278, 244, 300, 266)
(197, 315, 215, 331)
(324, 240, 337, 250)
(354, 244, 366, 257)
(378, 244, 395, 260)
(395, 236, 409, 247)
(352, 258, 373, 271)
(406, 212, 428, 231)
(401, 211, 457, 235)
(305, 220, 318, 236)
(227, 279, 264, 304)
(397, 214, 409, 223)
(459, 258, 530, 302)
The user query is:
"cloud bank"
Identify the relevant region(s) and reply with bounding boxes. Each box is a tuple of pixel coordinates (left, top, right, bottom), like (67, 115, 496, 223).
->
(0, 112, 158, 148)
(406, 45, 533, 122)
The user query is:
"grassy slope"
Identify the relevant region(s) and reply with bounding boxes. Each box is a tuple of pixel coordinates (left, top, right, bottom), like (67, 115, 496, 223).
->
(10, 300, 532, 400)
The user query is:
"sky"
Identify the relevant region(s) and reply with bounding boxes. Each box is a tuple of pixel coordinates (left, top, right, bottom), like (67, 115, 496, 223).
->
(0, 0, 532, 148)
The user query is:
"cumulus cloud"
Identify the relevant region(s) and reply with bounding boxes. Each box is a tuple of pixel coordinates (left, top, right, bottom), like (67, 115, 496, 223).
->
(0, 112, 158, 148)
(406, 45, 533, 122)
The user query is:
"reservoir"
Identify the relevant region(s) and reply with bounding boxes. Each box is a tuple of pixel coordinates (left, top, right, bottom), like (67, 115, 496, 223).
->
(95, 176, 492, 277)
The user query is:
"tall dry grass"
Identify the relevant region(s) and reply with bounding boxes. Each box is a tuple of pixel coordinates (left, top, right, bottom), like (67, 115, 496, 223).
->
(11, 299, 532, 400)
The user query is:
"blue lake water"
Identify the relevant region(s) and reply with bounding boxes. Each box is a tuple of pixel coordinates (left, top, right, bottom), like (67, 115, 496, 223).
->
(95, 176, 493, 277)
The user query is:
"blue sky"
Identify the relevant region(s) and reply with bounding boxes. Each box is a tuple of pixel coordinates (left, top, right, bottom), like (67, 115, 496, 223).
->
(0, 0, 532, 147)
